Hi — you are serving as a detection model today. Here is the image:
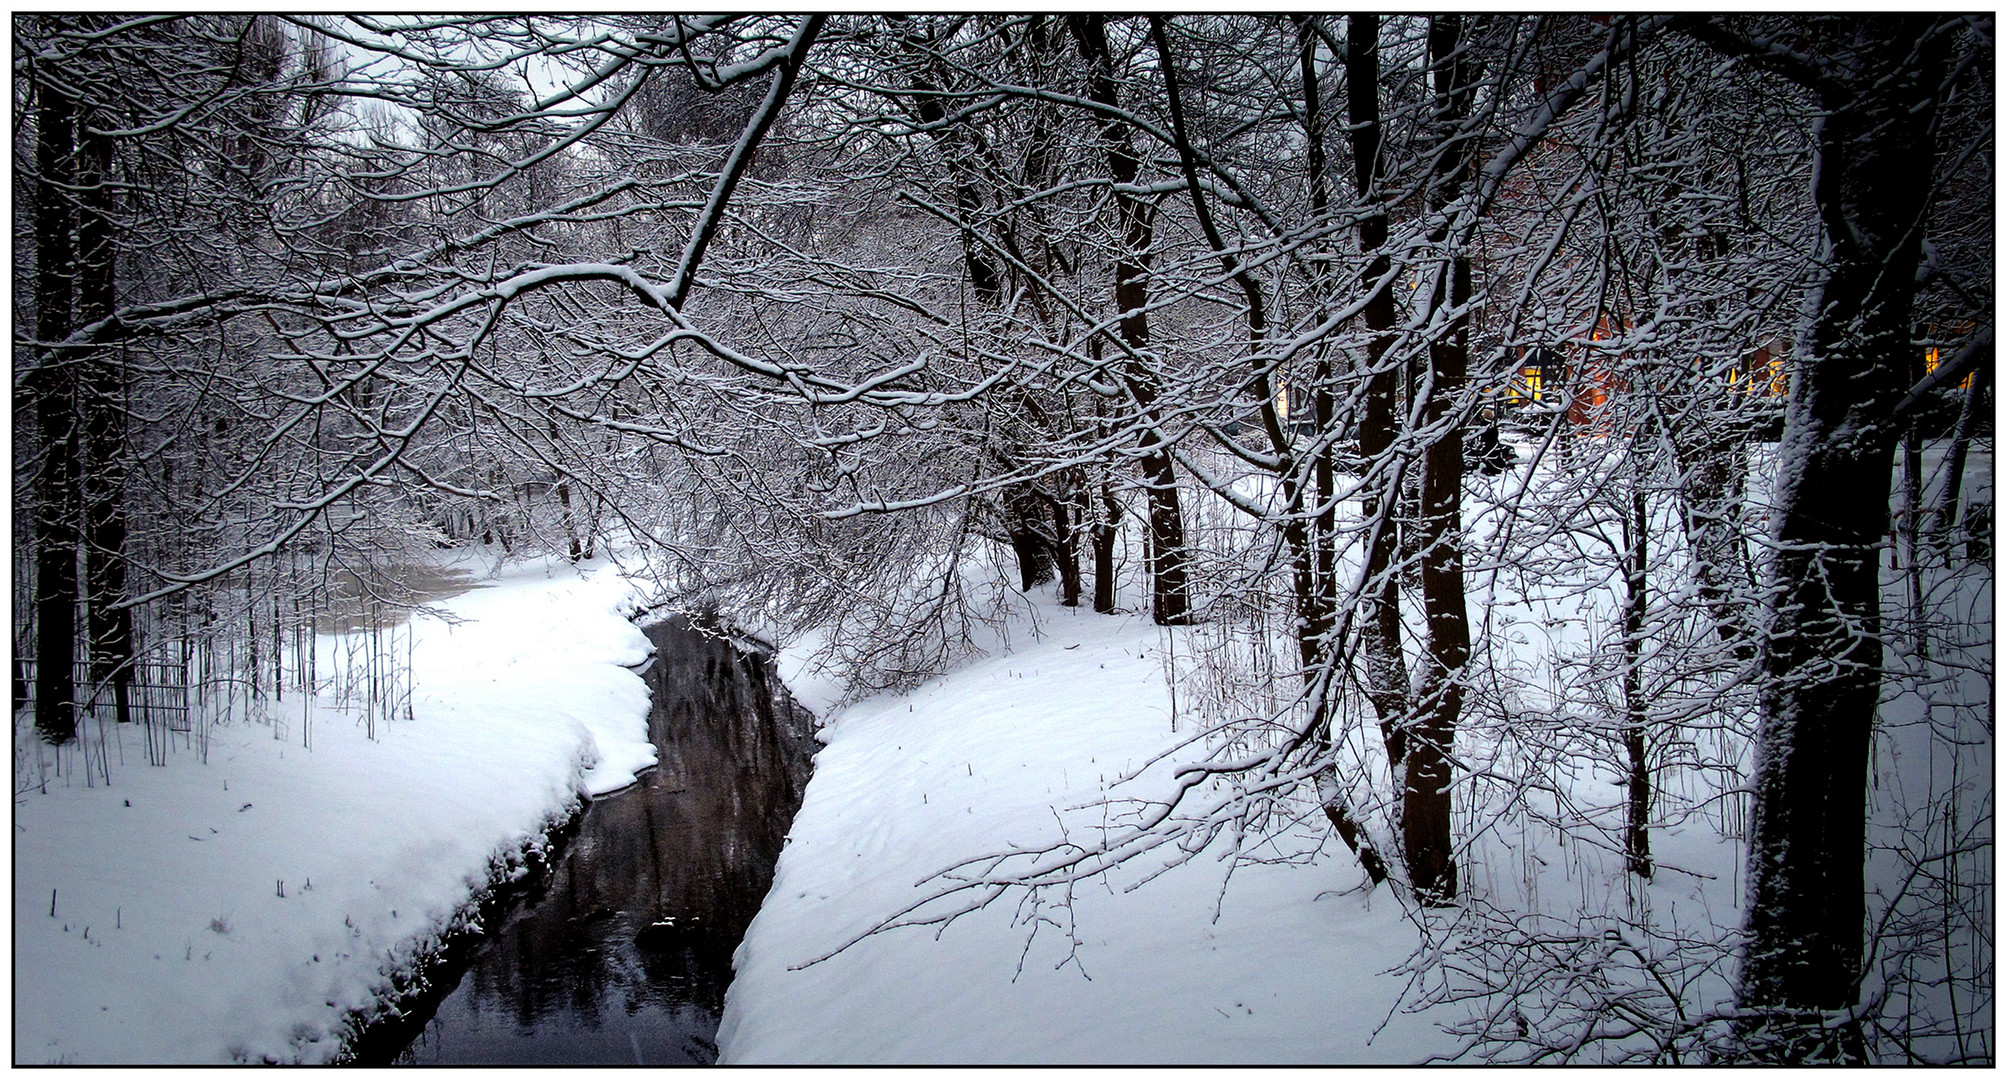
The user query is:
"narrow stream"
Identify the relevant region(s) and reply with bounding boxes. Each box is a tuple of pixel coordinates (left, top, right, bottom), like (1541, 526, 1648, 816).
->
(376, 616, 816, 1065)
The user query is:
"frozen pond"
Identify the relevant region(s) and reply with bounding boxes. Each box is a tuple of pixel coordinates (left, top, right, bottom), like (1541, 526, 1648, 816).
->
(313, 563, 485, 633)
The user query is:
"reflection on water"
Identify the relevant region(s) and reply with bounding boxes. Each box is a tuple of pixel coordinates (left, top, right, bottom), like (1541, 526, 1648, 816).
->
(315, 563, 483, 633)
(386, 616, 815, 1065)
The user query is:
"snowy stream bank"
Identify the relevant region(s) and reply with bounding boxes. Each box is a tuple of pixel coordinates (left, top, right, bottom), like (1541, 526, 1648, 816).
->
(14, 556, 657, 1064)
(378, 615, 816, 1065)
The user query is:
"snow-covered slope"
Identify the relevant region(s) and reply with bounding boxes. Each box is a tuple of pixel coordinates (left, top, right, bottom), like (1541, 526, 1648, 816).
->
(719, 600, 1452, 1063)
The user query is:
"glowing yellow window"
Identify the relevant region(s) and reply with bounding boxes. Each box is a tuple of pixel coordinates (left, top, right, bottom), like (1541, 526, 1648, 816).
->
(1925, 346, 1975, 390)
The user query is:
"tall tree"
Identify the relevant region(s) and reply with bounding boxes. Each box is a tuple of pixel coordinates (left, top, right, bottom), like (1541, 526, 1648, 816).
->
(77, 101, 133, 726)
(1345, 14, 1414, 758)
(27, 55, 80, 744)
(1402, 13, 1482, 906)
(1150, 14, 1388, 884)
(1678, 13, 1985, 1060)
(1067, 14, 1193, 625)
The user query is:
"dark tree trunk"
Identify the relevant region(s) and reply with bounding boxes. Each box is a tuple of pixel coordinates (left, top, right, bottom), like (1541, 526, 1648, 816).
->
(1297, 20, 1338, 665)
(1069, 13, 1190, 626)
(1680, 15, 1953, 1061)
(1899, 414, 1928, 656)
(547, 419, 583, 562)
(1896, 330, 1926, 597)
(247, 579, 261, 699)
(1004, 488, 1056, 592)
(1404, 14, 1479, 907)
(891, 17, 1007, 307)
(1156, 15, 1384, 882)
(558, 480, 581, 562)
(1899, 425, 1924, 574)
(1006, 532, 1053, 592)
(1297, 18, 1383, 882)
(1926, 363, 1987, 559)
(1622, 484, 1653, 878)
(30, 79, 80, 745)
(1091, 470, 1120, 614)
(1347, 14, 1413, 759)
(1669, 419, 1757, 662)
(1047, 483, 1083, 607)
(900, 20, 1069, 602)
(76, 115, 133, 725)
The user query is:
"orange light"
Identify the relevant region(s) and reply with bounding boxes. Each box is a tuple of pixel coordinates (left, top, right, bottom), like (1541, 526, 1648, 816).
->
(1925, 345, 1974, 390)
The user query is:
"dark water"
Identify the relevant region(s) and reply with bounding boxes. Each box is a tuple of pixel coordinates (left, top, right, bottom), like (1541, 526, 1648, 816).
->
(378, 616, 816, 1065)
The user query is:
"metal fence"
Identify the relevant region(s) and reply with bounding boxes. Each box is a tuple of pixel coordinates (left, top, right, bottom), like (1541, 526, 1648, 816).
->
(17, 657, 193, 732)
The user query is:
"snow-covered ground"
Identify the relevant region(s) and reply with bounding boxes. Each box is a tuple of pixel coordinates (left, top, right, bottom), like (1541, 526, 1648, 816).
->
(13, 555, 655, 1064)
(12, 442, 1990, 1064)
(718, 440, 1992, 1064)
(721, 600, 1457, 1063)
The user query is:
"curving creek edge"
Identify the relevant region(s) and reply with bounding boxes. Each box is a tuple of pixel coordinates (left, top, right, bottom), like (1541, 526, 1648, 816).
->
(349, 615, 817, 1065)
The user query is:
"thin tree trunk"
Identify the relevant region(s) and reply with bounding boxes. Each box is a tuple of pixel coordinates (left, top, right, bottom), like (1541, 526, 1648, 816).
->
(1091, 467, 1120, 614)
(247, 578, 261, 705)
(1298, 19, 1383, 883)
(1900, 417, 1928, 655)
(1070, 13, 1190, 626)
(558, 481, 581, 562)
(1926, 363, 1987, 559)
(1046, 482, 1083, 607)
(271, 596, 282, 703)
(77, 114, 133, 725)
(1292, 17, 1338, 672)
(1623, 483, 1653, 878)
(1669, 420, 1757, 661)
(546, 416, 583, 562)
(1155, 15, 1384, 883)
